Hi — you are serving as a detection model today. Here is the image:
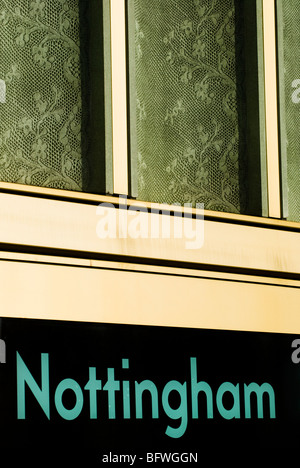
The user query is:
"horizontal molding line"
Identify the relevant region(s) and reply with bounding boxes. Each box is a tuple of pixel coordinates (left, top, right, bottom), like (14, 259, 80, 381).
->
(0, 184, 300, 232)
(0, 255, 300, 290)
(1, 243, 300, 283)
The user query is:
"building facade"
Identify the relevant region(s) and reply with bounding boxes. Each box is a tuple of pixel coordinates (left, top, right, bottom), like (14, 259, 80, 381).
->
(0, 0, 300, 461)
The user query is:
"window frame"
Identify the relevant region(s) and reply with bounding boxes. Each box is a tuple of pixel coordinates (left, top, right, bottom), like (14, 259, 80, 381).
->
(111, 0, 283, 220)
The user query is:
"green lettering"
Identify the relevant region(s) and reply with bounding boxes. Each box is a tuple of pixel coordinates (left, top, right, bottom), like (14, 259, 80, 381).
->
(16, 352, 50, 420)
(244, 383, 276, 418)
(216, 382, 240, 419)
(162, 380, 188, 438)
(135, 380, 159, 418)
(190, 357, 213, 418)
(84, 367, 102, 419)
(55, 378, 83, 420)
(103, 368, 120, 419)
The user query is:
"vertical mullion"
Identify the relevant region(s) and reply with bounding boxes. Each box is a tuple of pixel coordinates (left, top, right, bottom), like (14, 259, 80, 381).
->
(110, 0, 128, 195)
(262, 0, 281, 218)
(103, 0, 113, 194)
(127, 0, 138, 198)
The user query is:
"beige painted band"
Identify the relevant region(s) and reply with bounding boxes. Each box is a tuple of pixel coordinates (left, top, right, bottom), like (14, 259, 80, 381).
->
(0, 257, 300, 334)
(1, 182, 300, 229)
(0, 192, 300, 275)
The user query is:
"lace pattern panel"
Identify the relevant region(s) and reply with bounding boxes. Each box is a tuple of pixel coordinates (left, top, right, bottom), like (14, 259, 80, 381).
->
(278, 0, 300, 222)
(131, 0, 248, 213)
(0, 0, 103, 192)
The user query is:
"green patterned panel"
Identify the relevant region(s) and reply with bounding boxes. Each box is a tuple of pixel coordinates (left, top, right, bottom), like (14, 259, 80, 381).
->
(277, 0, 300, 222)
(0, 0, 110, 193)
(128, 0, 259, 213)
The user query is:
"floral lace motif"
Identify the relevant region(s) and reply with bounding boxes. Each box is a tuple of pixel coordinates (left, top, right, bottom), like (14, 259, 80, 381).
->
(0, 0, 89, 190)
(133, 0, 247, 212)
(280, 0, 300, 222)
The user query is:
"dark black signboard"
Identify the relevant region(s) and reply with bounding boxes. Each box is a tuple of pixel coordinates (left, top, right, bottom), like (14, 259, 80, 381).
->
(0, 317, 300, 464)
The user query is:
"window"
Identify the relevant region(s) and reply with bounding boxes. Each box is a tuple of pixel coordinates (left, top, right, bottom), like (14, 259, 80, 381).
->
(0, 0, 296, 223)
(277, 0, 300, 222)
(127, 0, 265, 216)
(0, 0, 111, 194)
